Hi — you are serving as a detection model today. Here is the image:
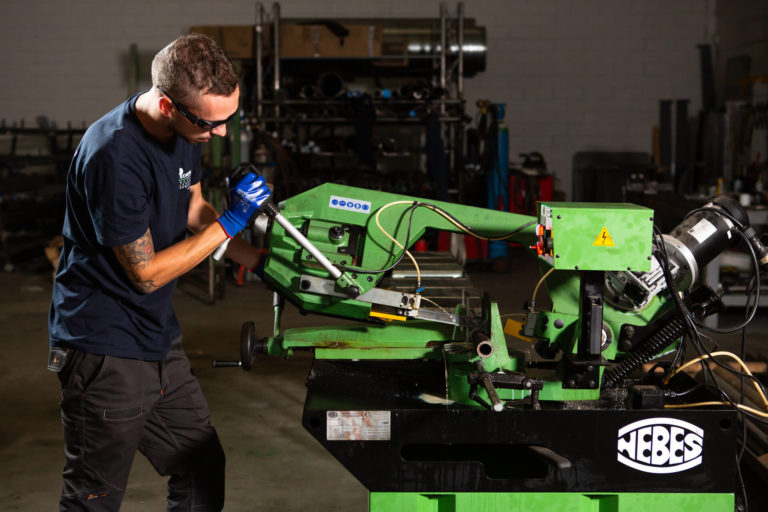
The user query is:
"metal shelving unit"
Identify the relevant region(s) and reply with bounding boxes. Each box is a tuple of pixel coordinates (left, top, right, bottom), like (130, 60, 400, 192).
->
(247, 2, 483, 201)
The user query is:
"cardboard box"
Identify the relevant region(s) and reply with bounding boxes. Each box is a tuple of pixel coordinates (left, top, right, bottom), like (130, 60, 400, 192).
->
(279, 23, 382, 58)
(222, 26, 254, 59)
(190, 25, 223, 45)
(190, 25, 262, 60)
(190, 22, 380, 59)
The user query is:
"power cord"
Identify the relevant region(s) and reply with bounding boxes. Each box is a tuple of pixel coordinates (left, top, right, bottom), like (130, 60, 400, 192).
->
(353, 200, 535, 295)
(652, 223, 760, 511)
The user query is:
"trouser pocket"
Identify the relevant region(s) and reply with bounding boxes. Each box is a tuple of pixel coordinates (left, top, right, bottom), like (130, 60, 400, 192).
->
(60, 353, 159, 499)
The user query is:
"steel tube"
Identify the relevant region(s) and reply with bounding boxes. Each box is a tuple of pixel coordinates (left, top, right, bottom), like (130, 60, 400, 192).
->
(256, 3, 264, 123)
(273, 2, 281, 120)
(458, 2, 464, 97)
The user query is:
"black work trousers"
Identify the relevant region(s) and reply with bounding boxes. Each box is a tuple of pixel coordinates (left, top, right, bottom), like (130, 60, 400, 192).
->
(52, 339, 225, 511)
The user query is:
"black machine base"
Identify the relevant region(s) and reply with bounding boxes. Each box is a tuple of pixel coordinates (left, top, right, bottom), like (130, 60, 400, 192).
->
(302, 359, 738, 494)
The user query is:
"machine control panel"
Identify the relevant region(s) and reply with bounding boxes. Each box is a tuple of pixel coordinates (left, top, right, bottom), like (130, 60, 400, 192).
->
(537, 202, 654, 272)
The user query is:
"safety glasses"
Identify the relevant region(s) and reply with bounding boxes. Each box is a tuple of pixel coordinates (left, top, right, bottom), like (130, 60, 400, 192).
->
(157, 86, 234, 131)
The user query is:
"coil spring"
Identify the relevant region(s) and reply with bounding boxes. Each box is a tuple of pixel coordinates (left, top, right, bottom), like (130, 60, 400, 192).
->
(602, 316, 686, 389)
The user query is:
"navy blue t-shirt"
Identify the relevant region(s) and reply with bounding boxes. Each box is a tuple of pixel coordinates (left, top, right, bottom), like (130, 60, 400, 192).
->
(49, 94, 202, 360)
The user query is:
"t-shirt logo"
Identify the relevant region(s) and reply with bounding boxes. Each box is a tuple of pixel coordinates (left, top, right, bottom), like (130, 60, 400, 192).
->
(178, 168, 191, 190)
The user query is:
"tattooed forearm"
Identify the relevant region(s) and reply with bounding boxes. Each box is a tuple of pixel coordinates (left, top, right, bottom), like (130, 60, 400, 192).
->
(129, 274, 157, 293)
(114, 228, 159, 293)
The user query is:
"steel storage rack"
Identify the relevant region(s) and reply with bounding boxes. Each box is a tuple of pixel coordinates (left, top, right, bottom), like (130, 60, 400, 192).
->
(245, 2, 486, 201)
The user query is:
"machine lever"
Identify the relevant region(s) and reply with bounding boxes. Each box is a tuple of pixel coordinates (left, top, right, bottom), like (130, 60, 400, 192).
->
(480, 372, 504, 412)
(528, 445, 572, 471)
(212, 239, 231, 261)
(469, 362, 505, 412)
(468, 370, 544, 410)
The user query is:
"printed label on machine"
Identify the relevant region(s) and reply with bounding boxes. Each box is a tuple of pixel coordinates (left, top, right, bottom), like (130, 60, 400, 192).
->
(326, 411, 391, 441)
(540, 204, 552, 228)
(616, 418, 703, 474)
(687, 218, 717, 244)
(593, 226, 616, 247)
(329, 196, 372, 214)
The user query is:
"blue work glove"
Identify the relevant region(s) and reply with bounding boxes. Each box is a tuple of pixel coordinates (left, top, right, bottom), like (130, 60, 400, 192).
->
(217, 171, 272, 238)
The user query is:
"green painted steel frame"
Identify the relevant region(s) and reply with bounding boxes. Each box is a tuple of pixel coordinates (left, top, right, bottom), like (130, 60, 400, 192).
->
(260, 184, 678, 403)
(368, 492, 734, 512)
(263, 183, 538, 320)
(539, 202, 654, 272)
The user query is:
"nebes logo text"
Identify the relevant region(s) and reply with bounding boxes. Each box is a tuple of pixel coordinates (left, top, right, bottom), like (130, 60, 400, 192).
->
(617, 418, 703, 474)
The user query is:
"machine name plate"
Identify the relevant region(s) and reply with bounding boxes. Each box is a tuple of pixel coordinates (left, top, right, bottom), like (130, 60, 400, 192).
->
(327, 411, 391, 441)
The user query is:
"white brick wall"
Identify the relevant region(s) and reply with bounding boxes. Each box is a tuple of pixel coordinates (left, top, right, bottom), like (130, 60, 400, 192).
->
(0, 0, 711, 199)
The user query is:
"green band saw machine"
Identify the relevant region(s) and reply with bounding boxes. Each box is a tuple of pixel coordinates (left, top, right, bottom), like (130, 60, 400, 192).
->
(216, 180, 768, 512)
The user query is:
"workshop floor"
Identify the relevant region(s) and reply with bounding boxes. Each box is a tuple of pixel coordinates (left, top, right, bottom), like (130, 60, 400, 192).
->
(1, 252, 767, 511)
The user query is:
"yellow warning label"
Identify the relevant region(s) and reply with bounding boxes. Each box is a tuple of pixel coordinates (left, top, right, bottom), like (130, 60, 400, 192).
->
(593, 227, 615, 247)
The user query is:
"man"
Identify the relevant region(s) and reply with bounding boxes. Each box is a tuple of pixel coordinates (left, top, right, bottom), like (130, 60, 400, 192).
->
(48, 34, 267, 511)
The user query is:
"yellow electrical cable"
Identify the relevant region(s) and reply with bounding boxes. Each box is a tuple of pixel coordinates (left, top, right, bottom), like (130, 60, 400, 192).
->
(530, 267, 555, 308)
(375, 201, 422, 285)
(371, 204, 768, 420)
(663, 351, 768, 408)
(373, 200, 534, 296)
(419, 296, 453, 318)
(420, 204, 527, 241)
(665, 402, 768, 419)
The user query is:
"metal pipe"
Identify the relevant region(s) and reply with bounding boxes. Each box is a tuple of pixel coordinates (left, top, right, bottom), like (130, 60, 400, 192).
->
(471, 331, 495, 358)
(231, 103, 241, 166)
(458, 2, 464, 98)
(272, 291, 283, 336)
(440, 2, 447, 116)
(272, 2, 281, 120)
(476, 340, 494, 358)
(256, 3, 264, 124)
(208, 250, 215, 302)
(448, 123, 455, 183)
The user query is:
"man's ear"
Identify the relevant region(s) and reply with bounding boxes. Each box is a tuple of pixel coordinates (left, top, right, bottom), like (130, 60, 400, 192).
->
(158, 96, 174, 118)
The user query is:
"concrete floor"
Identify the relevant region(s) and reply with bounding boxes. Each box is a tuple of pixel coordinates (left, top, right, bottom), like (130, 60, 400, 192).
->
(1, 253, 767, 510)
(0, 267, 368, 511)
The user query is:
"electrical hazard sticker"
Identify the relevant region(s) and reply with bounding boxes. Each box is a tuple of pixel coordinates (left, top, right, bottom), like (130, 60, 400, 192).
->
(326, 411, 391, 441)
(593, 227, 615, 247)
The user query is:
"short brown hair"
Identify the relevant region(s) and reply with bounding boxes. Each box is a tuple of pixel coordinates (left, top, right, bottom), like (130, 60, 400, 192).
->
(151, 33, 238, 103)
